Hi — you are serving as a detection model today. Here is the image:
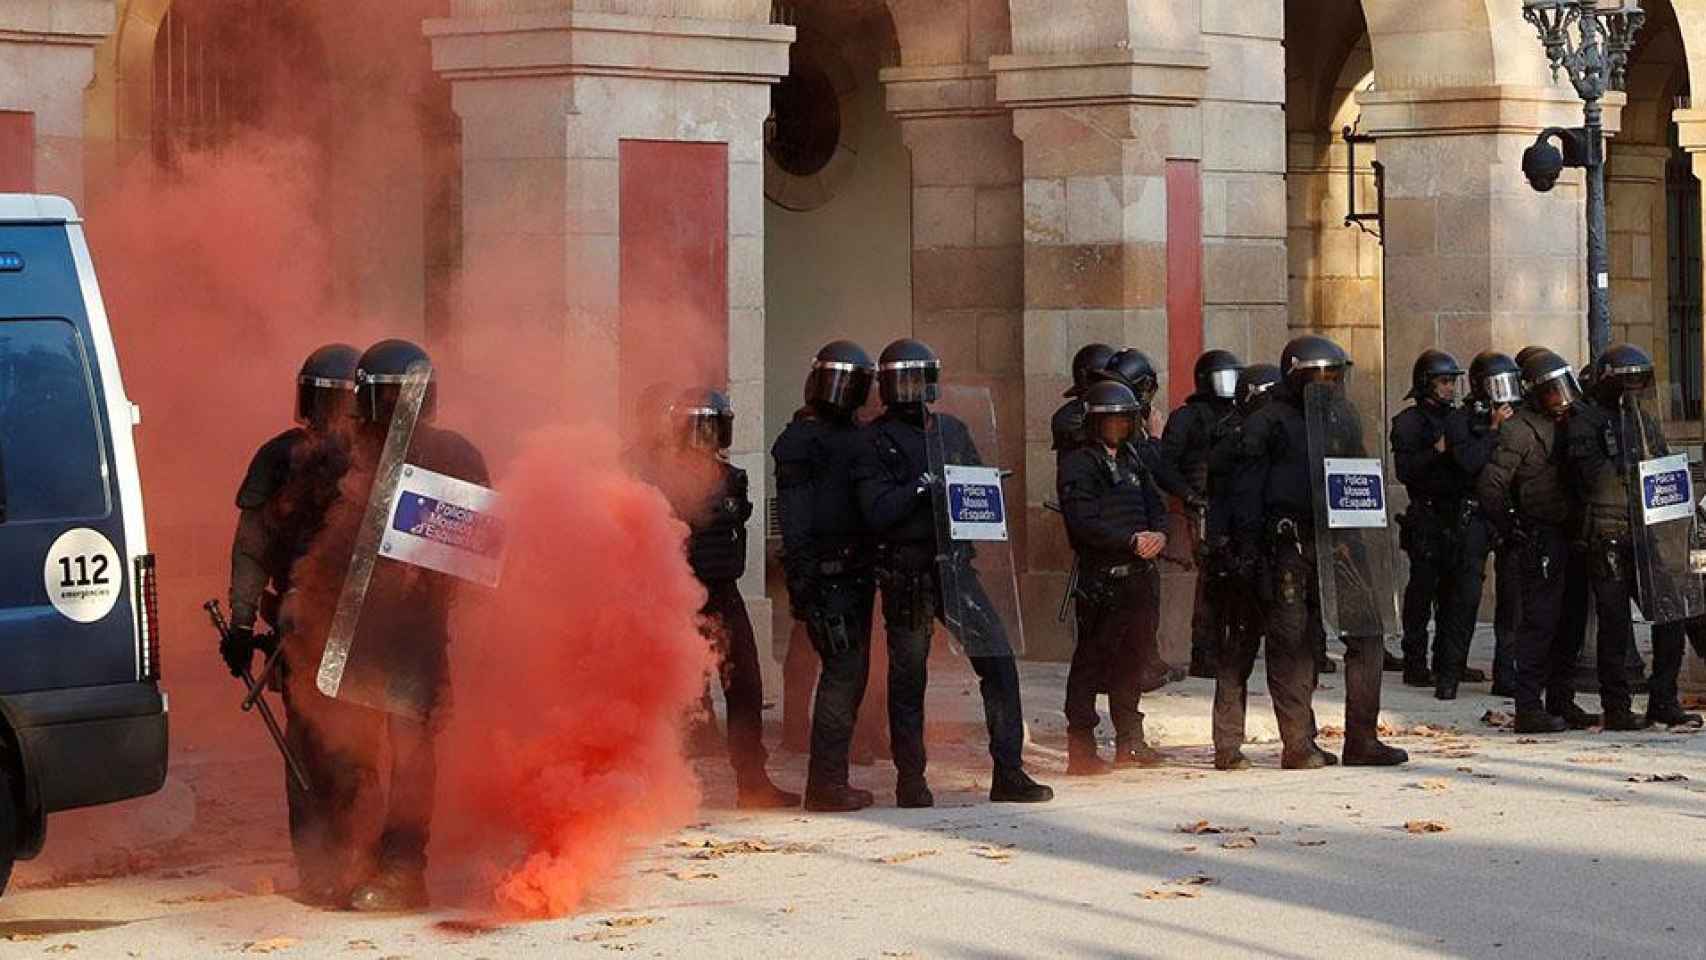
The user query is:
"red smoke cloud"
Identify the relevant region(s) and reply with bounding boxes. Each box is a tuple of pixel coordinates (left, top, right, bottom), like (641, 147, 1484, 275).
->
(64, 0, 724, 919)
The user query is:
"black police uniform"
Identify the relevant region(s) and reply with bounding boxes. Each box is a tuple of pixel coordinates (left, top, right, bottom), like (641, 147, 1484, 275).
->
(230, 427, 351, 897)
(773, 407, 877, 799)
(855, 409, 1028, 790)
(1230, 387, 1328, 761)
(1058, 439, 1167, 756)
(1206, 406, 1277, 762)
(1392, 398, 1478, 683)
(1051, 398, 1088, 461)
(669, 457, 778, 790)
(1443, 399, 1517, 693)
(1478, 403, 1579, 720)
(1163, 391, 1228, 674)
(1561, 398, 1649, 725)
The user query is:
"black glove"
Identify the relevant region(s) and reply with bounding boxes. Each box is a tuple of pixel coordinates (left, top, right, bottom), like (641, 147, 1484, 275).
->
(785, 572, 821, 620)
(221, 624, 256, 678)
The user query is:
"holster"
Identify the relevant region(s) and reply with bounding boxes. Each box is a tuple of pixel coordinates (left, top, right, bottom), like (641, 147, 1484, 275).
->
(801, 571, 871, 658)
(876, 542, 937, 632)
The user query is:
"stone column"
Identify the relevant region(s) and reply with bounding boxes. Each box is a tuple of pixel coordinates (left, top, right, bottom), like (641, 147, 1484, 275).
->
(1672, 107, 1706, 690)
(1605, 145, 1670, 367)
(1360, 86, 1606, 417)
(426, 8, 792, 651)
(989, 47, 1206, 661)
(0, 0, 115, 204)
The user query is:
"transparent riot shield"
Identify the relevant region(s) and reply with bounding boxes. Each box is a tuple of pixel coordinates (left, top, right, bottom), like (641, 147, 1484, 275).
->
(927, 384, 1024, 657)
(316, 362, 505, 719)
(1620, 386, 1704, 624)
(1303, 381, 1399, 641)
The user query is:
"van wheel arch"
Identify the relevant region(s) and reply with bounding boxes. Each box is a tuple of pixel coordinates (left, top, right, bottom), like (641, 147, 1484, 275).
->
(0, 703, 47, 862)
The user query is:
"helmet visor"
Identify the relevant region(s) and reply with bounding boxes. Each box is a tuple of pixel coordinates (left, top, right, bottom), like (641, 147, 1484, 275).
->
(808, 364, 873, 412)
(1209, 368, 1240, 399)
(684, 411, 733, 451)
(297, 377, 354, 426)
(1089, 412, 1137, 447)
(1602, 367, 1654, 395)
(1532, 368, 1582, 413)
(1483, 371, 1522, 405)
(1239, 380, 1276, 412)
(881, 364, 940, 405)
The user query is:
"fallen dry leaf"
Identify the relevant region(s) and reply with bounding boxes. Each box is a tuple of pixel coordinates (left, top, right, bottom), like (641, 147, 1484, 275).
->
(1138, 889, 1200, 901)
(5, 934, 44, 942)
(873, 850, 940, 865)
(1176, 821, 1248, 835)
(1412, 779, 1451, 792)
(1178, 845, 1199, 853)
(881, 952, 918, 958)
(1481, 710, 1513, 728)
(1567, 755, 1618, 765)
(44, 947, 77, 955)
(600, 916, 661, 929)
(1167, 874, 1217, 886)
(1295, 839, 1328, 847)
(1404, 820, 1450, 834)
(1219, 837, 1257, 850)
(1318, 725, 1346, 740)
(573, 931, 626, 944)
(1626, 773, 1689, 783)
(665, 871, 719, 881)
(346, 941, 377, 952)
(970, 844, 1015, 862)
(244, 939, 298, 955)
(159, 889, 247, 906)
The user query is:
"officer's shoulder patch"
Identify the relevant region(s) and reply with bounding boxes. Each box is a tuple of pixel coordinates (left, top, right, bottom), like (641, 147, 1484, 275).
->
(236, 428, 308, 509)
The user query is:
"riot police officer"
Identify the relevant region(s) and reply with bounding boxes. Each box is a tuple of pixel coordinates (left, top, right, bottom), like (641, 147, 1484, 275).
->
(1391, 350, 1478, 690)
(1235, 335, 1408, 768)
(225, 344, 358, 907)
(1058, 381, 1170, 774)
(1562, 344, 1666, 732)
(1052, 342, 1117, 459)
(1479, 349, 1584, 734)
(773, 341, 881, 813)
(660, 389, 801, 808)
(1209, 364, 1284, 769)
(1099, 348, 1199, 504)
(855, 338, 1053, 806)
(1164, 350, 1242, 679)
(1440, 351, 1522, 700)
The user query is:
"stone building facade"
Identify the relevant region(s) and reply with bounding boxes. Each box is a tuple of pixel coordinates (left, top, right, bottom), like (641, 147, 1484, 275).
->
(4, 0, 1706, 666)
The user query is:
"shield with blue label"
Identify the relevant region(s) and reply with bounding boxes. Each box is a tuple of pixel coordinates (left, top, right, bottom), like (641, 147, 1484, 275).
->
(1620, 386, 1703, 624)
(926, 384, 1024, 657)
(1304, 382, 1398, 641)
(316, 361, 506, 719)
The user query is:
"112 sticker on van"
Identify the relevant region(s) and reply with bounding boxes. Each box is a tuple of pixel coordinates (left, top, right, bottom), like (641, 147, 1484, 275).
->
(43, 528, 123, 623)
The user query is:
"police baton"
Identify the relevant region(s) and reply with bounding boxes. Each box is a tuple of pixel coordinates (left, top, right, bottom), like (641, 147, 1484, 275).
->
(204, 600, 312, 794)
(1044, 500, 1080, 623)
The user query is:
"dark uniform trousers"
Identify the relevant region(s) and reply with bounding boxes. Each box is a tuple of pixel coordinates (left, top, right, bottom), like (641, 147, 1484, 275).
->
(801, 570, 877, 793)
(1491, 546, 1521, 691)
(1571, 540, 1640, 715)
(878, 552, 1025, 781)
(1067, 564, 1159, 740)
(1209, 562, 1277, 756)
(701, 581, 769, 786)
(1252, 544, 1325, 752)
(1511, 526, 1582, 715)
(1399, 500, 1481, 677)
(1649, 620, 1690, 710)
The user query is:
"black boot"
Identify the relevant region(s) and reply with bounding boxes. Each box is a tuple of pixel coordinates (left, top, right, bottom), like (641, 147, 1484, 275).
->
(1188, 648, 1216, 680)
(1342, 739, 1410, 766)
(1316, 656, 1337, 675)
(990, 767, 1053, 803)
(737, 773, 802, 810)
(1281, 742, 1338, 769)
(1066, 730, 1111, 776)
(1434, 679, 1458, 701)
(1647, 700, 1705, 728)
(1402, 661, 1434, 688)
(1549, 701, 1599, 730)
(1113, 738, 1165, 769)
(803, 784, 875, 813)
(1382, 649, 1405, 672)
(896, 777, 935, 809)
(1603, 708, 1654, 732)
(1462, 666, 1488, 683)
(1514, 710, 1568, 734)
(1214, 750, 1251, 771)
(349, 868, 429, 913)
(1344, 639, 1408, 765)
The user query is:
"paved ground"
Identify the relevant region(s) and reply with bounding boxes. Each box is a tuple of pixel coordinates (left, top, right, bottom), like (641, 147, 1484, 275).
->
(5, 628, 1705, 959)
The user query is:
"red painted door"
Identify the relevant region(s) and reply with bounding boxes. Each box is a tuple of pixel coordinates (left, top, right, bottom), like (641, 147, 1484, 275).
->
(1165, 159, 1203, 409)
(0, 112, 35, 192)
(618, 140, 730, 427)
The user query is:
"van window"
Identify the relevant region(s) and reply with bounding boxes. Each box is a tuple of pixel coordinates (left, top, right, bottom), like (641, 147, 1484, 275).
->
(0, 319, 109, 522)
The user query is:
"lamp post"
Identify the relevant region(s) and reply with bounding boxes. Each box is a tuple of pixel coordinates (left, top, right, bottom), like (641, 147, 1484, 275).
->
(1520, 0, 1646, 360)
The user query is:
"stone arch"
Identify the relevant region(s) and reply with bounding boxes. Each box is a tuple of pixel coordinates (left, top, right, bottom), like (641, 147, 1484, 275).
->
(884, 0, 1010, 67)
(1360, 0, 1552, 91)
(84, 0, 173, 175)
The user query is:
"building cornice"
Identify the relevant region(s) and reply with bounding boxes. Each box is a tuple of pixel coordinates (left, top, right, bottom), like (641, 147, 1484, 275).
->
(988, 47, 1209, 110)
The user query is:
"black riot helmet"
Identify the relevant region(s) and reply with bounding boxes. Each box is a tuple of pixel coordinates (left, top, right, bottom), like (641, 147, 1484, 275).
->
(296, 343, 359, 429)
(1279, 334, 1351, 392)
(1592, 343, 1655, 403)
(1468, 351, 1522, 406)
(1067, 343, 1117, 398)
(1519, 348, 1581, 418)
(1098, 349, 1160, 407)
(671, 387, 734, 452)
(1194, 349, 1244, 401)
(1236, 363, 1282, 415)
(804, 340, 875, 416)
(356, 339, 436, 425)
(1408, 349, 1466, 405)
(877, 338, 942, 406)
(1515, 345, 1548, 369)
(1082, 380, 1141, 449)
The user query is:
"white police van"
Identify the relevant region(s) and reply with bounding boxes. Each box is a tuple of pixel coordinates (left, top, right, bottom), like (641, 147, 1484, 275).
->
(0, 195, 166, 895)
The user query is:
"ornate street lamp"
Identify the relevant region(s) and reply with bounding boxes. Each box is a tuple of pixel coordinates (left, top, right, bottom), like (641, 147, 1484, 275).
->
(1521, 0, 1647, 358)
